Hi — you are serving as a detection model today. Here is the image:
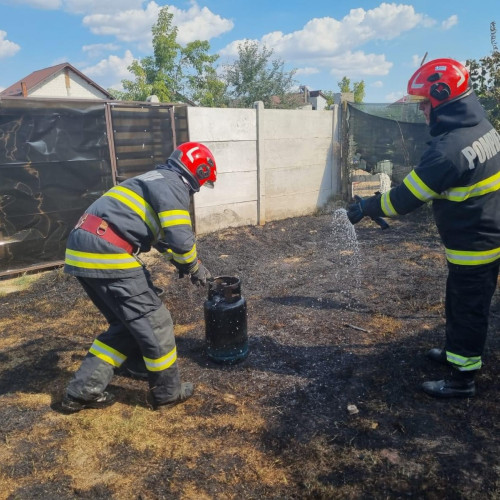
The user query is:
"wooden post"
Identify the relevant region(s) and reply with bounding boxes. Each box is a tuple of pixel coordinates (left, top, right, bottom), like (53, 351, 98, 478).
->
(104, 102, 119, 185)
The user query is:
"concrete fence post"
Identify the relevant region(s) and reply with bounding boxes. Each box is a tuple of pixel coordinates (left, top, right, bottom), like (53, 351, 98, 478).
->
(254, 101, 265, 225)
(331, 104, 341, 196)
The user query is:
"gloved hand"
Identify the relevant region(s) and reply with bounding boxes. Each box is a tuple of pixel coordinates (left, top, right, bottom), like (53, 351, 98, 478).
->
(189, 260, 212, 287)
(347, 195, 366, 224)
(169, 258, 187, 279)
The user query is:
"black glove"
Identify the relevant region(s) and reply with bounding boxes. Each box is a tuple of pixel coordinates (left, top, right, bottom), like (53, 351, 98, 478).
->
(189, 260, 212, 287)
(347, 195, 366, 224)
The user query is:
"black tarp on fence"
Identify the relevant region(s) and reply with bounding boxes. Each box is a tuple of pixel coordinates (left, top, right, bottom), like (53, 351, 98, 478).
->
(0, 99, 113, 276)
(0, 98, 187, 277)
(346, 102, 430, 194)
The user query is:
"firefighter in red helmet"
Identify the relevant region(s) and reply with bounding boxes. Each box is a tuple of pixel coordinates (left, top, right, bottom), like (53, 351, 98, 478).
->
(347, 58, 500, 398)
(60, 142, 217, 412)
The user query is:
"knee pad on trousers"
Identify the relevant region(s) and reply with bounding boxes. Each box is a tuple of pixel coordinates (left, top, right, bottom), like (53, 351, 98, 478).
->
(144, 305, 175, 353)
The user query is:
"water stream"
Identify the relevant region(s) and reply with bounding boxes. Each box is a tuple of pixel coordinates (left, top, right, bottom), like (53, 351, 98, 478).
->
(329, 208, 362, 309)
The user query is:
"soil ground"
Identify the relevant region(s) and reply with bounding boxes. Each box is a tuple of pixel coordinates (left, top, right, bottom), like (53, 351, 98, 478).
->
(0, 207, 499, 499)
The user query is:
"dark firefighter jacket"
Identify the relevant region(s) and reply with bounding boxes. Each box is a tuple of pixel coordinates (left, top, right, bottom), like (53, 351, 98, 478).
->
(64, 163, 197, 278)
(363, 92, 500, 266)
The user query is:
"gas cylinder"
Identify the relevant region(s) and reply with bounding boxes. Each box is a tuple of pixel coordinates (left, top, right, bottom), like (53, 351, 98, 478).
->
(204, 276, 248, 364)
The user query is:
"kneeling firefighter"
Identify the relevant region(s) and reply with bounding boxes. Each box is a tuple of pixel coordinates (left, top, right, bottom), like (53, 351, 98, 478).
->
(61, 142, 217, 412)
(347, 58, 500, 398)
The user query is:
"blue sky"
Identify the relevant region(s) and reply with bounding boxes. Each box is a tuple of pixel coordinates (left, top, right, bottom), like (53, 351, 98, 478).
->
(0, 0, 497, 103)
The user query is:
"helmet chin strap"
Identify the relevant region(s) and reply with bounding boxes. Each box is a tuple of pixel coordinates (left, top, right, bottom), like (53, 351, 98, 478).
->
(164, 159, 201, 192)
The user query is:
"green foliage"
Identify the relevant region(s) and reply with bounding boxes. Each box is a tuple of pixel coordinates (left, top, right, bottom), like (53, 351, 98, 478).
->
(337, 76, 365, 103)
(322, 90, 336, 108)
(338, 76, 351, 93)
(321, 77, 365, 108)
(466, 21, 500, 130)
(114, 6, 224, 105)
(223, 41, 297, 108)
(352, 81, 365, 104)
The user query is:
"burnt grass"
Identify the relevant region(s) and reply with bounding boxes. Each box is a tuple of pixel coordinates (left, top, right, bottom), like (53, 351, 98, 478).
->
(0, 206, 499, 499)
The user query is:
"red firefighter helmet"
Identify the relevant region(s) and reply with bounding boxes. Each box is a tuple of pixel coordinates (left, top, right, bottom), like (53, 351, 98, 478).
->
(407, 58, 470, 109)
(169, 142, 217, 191)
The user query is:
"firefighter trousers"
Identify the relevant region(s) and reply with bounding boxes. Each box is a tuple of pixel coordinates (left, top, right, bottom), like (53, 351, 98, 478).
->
(445, 259, 500, 371)
(66, 270, 181, 405)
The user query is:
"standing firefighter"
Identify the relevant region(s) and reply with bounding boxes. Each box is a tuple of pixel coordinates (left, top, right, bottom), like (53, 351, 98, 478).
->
(347, 58, 500, 398)
(61, 142, 216, 412)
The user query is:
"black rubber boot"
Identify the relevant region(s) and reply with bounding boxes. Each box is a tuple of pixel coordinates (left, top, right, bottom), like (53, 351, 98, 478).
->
(427, 348, 449, 366)
(422, 370, 476, 399)
(154, 382, 194, 411)
(60, 391, 116, 413)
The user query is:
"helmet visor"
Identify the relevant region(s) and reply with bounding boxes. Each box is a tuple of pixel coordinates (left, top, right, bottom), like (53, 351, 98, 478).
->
(405, 94, 429, 103)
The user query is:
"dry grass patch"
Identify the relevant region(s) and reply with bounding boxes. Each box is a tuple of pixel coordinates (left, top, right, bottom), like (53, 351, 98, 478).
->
(366, 314, 403, 339)
(0, 213, 498, 499)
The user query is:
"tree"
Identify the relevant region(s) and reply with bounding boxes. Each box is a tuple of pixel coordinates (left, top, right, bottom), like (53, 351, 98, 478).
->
(322, 90, 336, 108)
(337, 76, 365, 103)
(352, 81, 365, 103)
(466, 21, 500, 130)
(110, 6, 225, 105)
(223, 41, 297, 108)
(321, 77, 365, 108)
(338, 76, 351, 93)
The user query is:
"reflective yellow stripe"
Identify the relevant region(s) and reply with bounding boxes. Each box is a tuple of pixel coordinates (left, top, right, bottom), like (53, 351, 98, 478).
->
(380, 191, 397, 216)
(403, 170, 440, 202)
(442, 170, 500, 201)
(158, 209, 192, 228)
(143, 347, 177, 371)
(445, 246, 500, 266)
(104, 186, 161, 238)
(65, 249, 142, 269)
(171, 243, 197, 264)
(89, 339, 127, 367)
(446, 351, 482, 371)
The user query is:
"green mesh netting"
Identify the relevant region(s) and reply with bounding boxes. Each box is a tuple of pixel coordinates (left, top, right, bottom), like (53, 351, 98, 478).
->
(347, 102, 430, 190)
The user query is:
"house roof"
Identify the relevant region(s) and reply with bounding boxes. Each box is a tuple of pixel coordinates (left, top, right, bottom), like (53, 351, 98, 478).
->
(309, 90, 327, 98)
(0, 62, 113, 99)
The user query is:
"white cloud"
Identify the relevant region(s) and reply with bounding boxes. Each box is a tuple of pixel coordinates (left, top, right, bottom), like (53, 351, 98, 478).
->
(82, 1, 233, 50)
(371, 80, 383, 88)
(218, 39, 250, 58)
(82, 43, 120, 58)
(328, 51, 393, 77)
(0, 30, 21, 59)
(442, 15, 458, 30)
(412, 54, 422, 67)
(170, 3, 234, 45)
(81, 49, 135, 89)
(220, 3, 429, 77)
(295, 67, 320, 76)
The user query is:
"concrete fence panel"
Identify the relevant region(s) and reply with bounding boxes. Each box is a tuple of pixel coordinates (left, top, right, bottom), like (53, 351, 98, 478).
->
(259, 108, 335, 221)
(187, 107, 258, 234)
(187, 104, 339, 235)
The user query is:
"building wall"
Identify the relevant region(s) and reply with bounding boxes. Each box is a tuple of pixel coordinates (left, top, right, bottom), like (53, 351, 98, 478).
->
(310, 94, 327, 110)
(30, 71, 108, 99)
(188, 103, 340, 234)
